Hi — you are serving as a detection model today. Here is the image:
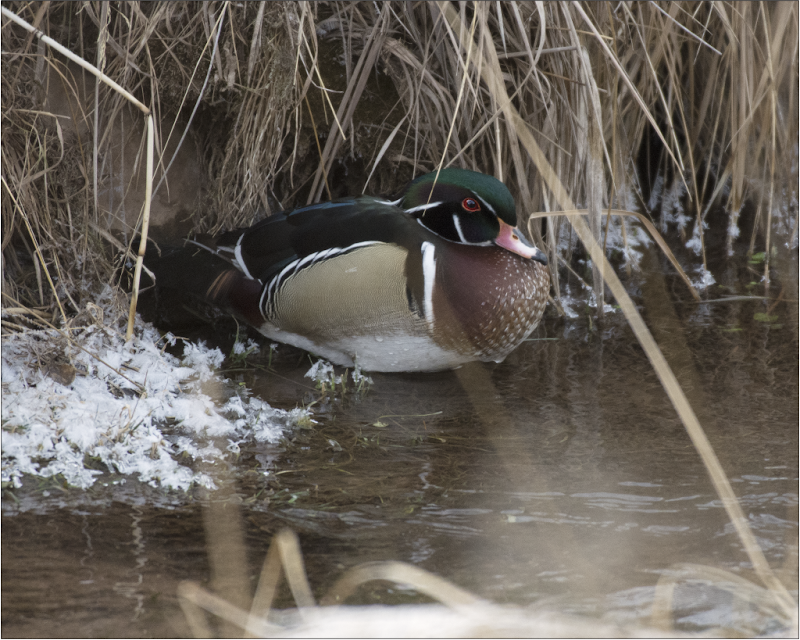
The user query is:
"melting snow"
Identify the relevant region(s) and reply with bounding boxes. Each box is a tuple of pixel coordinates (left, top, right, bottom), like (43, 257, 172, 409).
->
(659, 178, 689, 233)
(305, 359, 373, 388)
(2, 289, 308, 492)
(692, 266, 716, 290)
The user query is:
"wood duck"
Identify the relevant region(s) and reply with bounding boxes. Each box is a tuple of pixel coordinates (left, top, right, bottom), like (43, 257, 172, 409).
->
(147, 168, 550, 372)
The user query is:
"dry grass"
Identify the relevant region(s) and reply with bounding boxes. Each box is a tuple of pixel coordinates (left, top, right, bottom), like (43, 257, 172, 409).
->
(2, 1, 796, 318)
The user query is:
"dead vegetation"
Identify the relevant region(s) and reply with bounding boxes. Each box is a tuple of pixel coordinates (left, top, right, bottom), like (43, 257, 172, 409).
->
(1, 1, 797, 324)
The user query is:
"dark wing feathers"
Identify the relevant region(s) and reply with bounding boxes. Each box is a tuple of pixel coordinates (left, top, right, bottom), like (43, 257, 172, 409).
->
(145, 197, 423, 326)
(218, 197, 417, 283)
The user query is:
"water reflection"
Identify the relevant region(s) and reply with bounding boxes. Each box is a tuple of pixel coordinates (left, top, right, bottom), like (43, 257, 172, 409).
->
(112, 506, 147, 621)
(2, 260, 797, 635)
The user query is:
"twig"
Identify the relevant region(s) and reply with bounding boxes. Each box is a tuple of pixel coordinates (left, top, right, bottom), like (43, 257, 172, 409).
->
(126, 114, 154, 340)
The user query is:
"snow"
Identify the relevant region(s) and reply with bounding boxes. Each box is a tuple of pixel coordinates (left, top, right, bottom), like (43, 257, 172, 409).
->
(305, 359, 339, 385)
(1, 288, 309, 492)
(685, 221, 707, 255)
(659, 178, 689, 234)
(692, 266, 716, 290)
(305, 359, 373, 389)
(553, 185, 653, 272)
(558, 297, 580, 319)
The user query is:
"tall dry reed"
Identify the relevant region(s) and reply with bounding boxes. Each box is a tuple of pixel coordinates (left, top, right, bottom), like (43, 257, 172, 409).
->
(2, 1, 796, 319)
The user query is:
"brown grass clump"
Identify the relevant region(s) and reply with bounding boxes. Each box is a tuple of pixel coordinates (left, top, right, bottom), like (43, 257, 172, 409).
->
(2, 1, 796, 323)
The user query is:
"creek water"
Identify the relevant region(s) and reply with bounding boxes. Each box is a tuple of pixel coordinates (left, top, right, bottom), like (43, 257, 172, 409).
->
(2, 246, 797, 637)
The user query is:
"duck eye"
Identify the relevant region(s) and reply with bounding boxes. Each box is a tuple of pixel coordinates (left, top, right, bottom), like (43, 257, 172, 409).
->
(462, 198, 480, 212)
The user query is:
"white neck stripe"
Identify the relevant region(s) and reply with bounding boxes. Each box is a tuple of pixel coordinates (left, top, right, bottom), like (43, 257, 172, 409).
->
(452, 214, 467, 243)
(404, 201, 443, 214)
(421, 241, 436, 329)
(477, 196, 496, 215)
(234, 234, 255, 280)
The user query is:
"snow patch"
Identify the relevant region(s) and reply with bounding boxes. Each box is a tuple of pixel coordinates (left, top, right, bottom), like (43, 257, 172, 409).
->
(2, 288, 308, 492)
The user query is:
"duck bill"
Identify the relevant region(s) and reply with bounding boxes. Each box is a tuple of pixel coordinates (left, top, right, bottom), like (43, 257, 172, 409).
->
(495, 219, 548, 265)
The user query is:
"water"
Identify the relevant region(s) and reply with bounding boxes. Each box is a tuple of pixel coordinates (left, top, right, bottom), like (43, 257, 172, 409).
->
(2, 250, 797, 637)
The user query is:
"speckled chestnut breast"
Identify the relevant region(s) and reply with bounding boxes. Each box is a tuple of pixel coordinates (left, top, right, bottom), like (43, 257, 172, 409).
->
(432, 243, 550, 362)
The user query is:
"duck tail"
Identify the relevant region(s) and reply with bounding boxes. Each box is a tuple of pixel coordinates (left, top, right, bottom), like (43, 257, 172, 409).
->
(143, 241, 264, 326)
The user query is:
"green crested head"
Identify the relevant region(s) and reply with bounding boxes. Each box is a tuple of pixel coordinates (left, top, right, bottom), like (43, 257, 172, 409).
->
(401, 168, 517, 226)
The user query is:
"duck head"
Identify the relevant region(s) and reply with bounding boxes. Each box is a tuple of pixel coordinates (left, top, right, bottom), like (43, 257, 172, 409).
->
(400, 168, 548, 266)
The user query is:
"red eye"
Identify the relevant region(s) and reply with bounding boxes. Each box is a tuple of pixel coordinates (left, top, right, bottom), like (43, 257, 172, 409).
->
(462, 198, 480, 212)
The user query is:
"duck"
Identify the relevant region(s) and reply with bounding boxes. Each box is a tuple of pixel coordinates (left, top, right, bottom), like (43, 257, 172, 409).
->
(145, 168, 550, 372)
